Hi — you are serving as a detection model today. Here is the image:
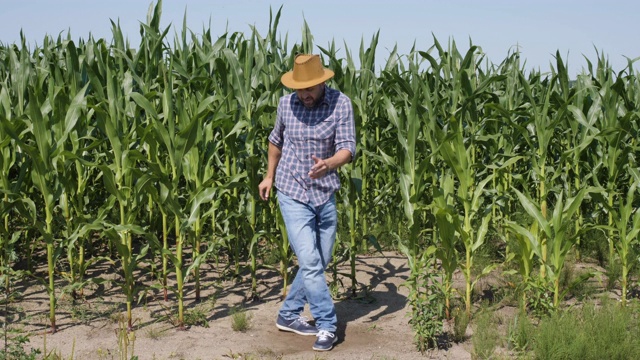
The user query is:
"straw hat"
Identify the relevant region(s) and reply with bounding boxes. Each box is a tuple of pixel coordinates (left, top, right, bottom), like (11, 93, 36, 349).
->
(281, 54, 334, 89)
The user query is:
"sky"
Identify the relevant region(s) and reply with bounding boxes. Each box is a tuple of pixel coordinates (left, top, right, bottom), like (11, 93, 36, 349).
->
(1, 1, 638, 78)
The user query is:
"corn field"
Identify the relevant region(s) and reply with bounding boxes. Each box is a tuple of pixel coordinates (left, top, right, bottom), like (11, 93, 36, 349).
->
(1, 1, 639, 350)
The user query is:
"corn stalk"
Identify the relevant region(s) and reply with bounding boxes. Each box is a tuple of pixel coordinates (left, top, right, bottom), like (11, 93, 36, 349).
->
(511, 186, 600, 307)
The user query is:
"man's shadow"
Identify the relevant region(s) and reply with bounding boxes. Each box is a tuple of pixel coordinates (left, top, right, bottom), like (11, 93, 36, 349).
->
(332, 255, 409, 343)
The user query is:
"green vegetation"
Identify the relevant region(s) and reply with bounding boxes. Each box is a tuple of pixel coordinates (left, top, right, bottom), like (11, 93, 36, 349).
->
(471, 310, 499, 360)
(532, 300, 640, 360)
(0, 334, 41, 360)
(506, 309, 534, 353)
(1, 0, 639, 356)
(463, 299, 640, 359)
(230, 307, 252, 333)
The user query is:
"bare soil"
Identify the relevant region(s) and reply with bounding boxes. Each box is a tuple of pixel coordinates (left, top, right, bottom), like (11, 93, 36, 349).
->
(7, 252, 522, 360)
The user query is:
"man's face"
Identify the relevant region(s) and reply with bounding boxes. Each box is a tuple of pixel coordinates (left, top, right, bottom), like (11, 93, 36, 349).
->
(296, 83, 324, 108)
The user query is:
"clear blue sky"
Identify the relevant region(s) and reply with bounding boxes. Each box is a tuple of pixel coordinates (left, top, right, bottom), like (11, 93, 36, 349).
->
(1, 1, 638, 78)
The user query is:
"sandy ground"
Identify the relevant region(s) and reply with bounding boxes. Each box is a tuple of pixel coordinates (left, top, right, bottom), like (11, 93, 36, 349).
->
(8, 252, 479, 360)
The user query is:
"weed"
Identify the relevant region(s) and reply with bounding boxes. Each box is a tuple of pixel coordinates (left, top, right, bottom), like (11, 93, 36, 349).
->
(404, 252, 445, 353)
(532, 299, 640, 359)
(67, 302, 93, 324)
(560, 263, 598, 301)
(96, 348, 110, 359)
(559, 260, 574, 290)
(506, 309, 534, 352)
(151, 294, 216, 329)
(366, 323, 382, 332)
(526, 280, 554, 317)
(605, 259, 622, 292)
(145, 325, 169, 340)
(110, 311, 126, 324)
(230, 307, 252, 332)
(67, 298, 121, 324)
(451, 307, 469, 343)
(184, 308, 209, 328)
(261, 245, 281, 266)
(256, 347, 284, 359)
(471, 310, 499, 360)
(223, 350, 257, 359)
(40, 344, 71, 360)
(577, 227, 608, 266)
(184, 295, 216, 328)
(499, 273, 524, 307)
(0, 334, 41, 360)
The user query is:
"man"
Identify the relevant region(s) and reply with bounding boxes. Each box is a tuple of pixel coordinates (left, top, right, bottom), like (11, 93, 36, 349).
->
(258, 54, 356, 351)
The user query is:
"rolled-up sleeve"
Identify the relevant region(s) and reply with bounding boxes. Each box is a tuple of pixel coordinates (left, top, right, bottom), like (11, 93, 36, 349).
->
(268, 102, 285, 148)
(334, 97, 356, 161)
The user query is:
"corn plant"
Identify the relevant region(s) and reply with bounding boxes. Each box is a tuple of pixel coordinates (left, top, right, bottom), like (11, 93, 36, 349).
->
(519, 78, 554, 280)
(592, 75, 635, 264)
(510, 186, 600, 307)
(222, 43, 270, 301)
(323, 33, 385, 295)
(430, 116, 494, 316)
(503, 221, 537, 309)
(93, 19, 163, 328)
(44, 38, 104, 299)
(478, 51, 529, 268)
(322, 41, 361, 295)
(181, 110, 219, 302)
(431, 171, 458, 318)
(170, 17, 226, 302)
(8, 81, 89, 333)
(3, 2, 640, 351)
(422, 41, 499, 316)
(0, 84, 33, 294)
(144, 73, 201, 328)
(594, 173, 640, 306)
(379, 51, 441, 349)
(168, 87, 223, 305)
(5, 35, 93, 330)
(380, 52, 432, 259)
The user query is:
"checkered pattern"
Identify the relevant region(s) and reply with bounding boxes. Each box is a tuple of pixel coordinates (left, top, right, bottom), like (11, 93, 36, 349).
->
(268, 86, 356, 206)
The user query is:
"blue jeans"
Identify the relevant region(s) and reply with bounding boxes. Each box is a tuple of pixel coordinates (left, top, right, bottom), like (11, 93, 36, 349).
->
(277, 192, 337, 333)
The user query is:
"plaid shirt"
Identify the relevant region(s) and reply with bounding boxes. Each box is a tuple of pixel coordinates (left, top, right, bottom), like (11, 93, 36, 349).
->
(268, 86, 356, 206)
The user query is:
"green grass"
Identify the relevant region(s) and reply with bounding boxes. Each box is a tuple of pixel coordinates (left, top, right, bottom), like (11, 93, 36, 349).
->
(471, 310, 499, 360)
(184, 307, 210, 328)
(145, 325, 170, 340)
(532, 299, 640, 359)
(230, 307, 252, 332)
(452, 307, 469, 343)
(605, 258, 623, 292)
(559, 261, 598, 301)
(463, 289, 640, 359)
(0, 334, 41, 360)
(506, 309, 534, 353)
(184, 295, 216, 328)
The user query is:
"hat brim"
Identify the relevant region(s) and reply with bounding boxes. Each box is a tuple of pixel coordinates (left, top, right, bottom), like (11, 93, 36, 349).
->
(281, 69, 335, 89)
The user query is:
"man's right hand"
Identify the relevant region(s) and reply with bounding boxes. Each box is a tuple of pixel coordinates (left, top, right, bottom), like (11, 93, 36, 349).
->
(258, 178, 273, 201)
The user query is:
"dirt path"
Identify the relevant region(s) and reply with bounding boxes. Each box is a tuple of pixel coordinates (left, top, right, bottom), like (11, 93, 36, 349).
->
(10, 252, 473, 359)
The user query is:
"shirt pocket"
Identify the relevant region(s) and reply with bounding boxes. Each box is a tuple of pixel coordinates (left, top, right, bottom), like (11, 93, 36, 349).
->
(306, 117, 336, 159)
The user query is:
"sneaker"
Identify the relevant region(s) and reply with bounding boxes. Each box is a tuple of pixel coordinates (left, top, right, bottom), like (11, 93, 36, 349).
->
(275, 315, 318, 336)
(313, 330, 337, 351)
